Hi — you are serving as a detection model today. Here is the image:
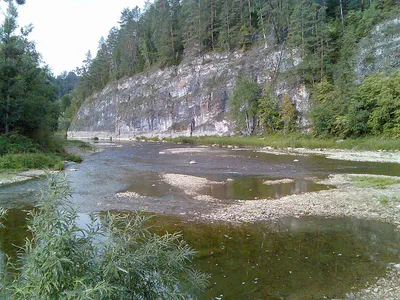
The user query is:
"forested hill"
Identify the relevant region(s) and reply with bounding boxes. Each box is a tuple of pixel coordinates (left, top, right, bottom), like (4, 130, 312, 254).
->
(65, 0, 400, 139)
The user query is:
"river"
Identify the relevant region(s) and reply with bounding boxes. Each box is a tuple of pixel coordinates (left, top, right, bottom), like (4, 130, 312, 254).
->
(1, 141, 400, 299)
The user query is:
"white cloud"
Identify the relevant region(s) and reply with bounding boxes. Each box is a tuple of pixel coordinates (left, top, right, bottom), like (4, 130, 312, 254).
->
(2, 0, 146, 75)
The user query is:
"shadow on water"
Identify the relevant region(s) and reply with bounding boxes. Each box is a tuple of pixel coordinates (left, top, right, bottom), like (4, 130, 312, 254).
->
(0, 207, 33, 273)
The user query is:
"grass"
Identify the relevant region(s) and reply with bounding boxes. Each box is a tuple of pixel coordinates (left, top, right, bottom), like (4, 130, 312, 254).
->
(0, 133, 90, 171)
(349, 176, 400, 188)
(163, 134, 400, 151)
(0, 172, 17, 181)
(380, 196, 389, 205)
(0, 153, 62, 170)
(65, 154, 83, 163)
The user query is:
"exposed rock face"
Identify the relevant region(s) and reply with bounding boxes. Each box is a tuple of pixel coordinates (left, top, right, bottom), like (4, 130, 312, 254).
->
(68, 45, 310, 139)
(356, 18, 400, 80)
(67, 17, 400, 140)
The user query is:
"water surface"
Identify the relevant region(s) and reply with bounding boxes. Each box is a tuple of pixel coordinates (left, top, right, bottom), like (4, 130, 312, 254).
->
(1, 142, 400, 298)
(1, 208, 399, 299)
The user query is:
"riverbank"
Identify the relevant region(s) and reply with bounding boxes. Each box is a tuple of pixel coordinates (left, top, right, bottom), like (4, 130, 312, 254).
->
(0, 170, 55, 187)
(0, 137, 94, 187)
(201, 173, 400, 227)
(163, 135, 400, 152)
(189, 173, 400, 300)
(257, 147, 400, 164)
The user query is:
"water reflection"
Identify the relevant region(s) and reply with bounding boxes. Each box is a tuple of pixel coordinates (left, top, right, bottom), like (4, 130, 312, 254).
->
(0, 208, 399, 299)
(200, 177, 332, 200)
(146, 215, 400, 299)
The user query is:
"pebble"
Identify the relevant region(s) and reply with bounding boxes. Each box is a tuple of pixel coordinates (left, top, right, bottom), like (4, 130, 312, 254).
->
(189, 160, 197, 164)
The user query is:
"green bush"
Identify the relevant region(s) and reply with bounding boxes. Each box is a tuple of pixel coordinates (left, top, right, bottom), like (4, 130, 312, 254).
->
(0, 153, 62, 170)
(65, 154, 83, 163)
(0, 133, 41, 155)
(2, 175, 209, 299)
(230, 77, 261, 134)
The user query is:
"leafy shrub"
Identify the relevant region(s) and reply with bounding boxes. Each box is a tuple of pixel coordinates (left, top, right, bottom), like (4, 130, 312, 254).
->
(0, 153, 61, 170)
(230, 77, 261, 134)
(65, 154, 83, 163)
(3, 175, 209, 299)
(0, 133, 41, 155)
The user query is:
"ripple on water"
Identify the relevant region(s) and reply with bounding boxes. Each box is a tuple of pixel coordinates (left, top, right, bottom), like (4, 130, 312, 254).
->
(146, 215, 400, 299)
(1, 209, 399, 299)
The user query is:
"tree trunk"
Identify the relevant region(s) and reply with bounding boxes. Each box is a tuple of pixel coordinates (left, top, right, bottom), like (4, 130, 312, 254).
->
(339, 0, 344, 28)
(225, 0, 230, 51)
(170, 24, 175, 59)
(247, 0, 252, 31)
(258, 0, 267, 41)
(4, 95, 10, 134)
(211, 0, 215, 50)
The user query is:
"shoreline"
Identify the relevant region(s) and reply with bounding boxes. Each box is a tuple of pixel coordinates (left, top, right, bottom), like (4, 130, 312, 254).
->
(4, 141, 400, 299)
(0, 170, 56, 187)
(201, 173, 400, 227)
(256, 147, 400, 164)
(162, 172, 400, 299)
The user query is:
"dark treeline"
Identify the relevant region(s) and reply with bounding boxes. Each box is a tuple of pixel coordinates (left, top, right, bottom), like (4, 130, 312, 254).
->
(62, 0, 399, 137)
(0, 1, 59, 140)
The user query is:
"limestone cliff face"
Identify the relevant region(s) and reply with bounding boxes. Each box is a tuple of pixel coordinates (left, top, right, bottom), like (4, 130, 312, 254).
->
(68, 18, 400, 140)
(68, 45, 309, 139)
(356, 18, 400, 80)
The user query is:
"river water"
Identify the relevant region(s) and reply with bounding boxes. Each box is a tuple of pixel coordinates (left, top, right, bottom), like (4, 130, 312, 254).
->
(1, 141, 400, 299)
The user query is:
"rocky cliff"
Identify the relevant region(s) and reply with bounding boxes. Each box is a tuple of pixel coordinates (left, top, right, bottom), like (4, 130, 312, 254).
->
(67, 18, 400, 140)
(356, 18, 400, 80)
(68, 44, 309, 140)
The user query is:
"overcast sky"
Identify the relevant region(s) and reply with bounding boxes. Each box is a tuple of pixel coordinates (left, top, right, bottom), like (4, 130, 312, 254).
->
(1, 0, 147, 76)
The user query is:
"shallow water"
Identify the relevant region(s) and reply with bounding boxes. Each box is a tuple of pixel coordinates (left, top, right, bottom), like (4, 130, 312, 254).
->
(1, 142, 400, 298)
(63, 142, 400, 214)
(146, 215, 400, 299)
(1, 142, 398, 212)
(198, 176, 332, 200)
(1, 208, 399, 299)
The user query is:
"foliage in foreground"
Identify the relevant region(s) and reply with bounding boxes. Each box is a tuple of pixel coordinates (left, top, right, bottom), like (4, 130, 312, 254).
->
(1, 175, 208, 299)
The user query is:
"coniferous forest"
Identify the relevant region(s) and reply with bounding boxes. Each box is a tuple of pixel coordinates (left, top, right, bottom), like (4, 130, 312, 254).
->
(61, 0, 400, 139)
(1, 0, 400, 144)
